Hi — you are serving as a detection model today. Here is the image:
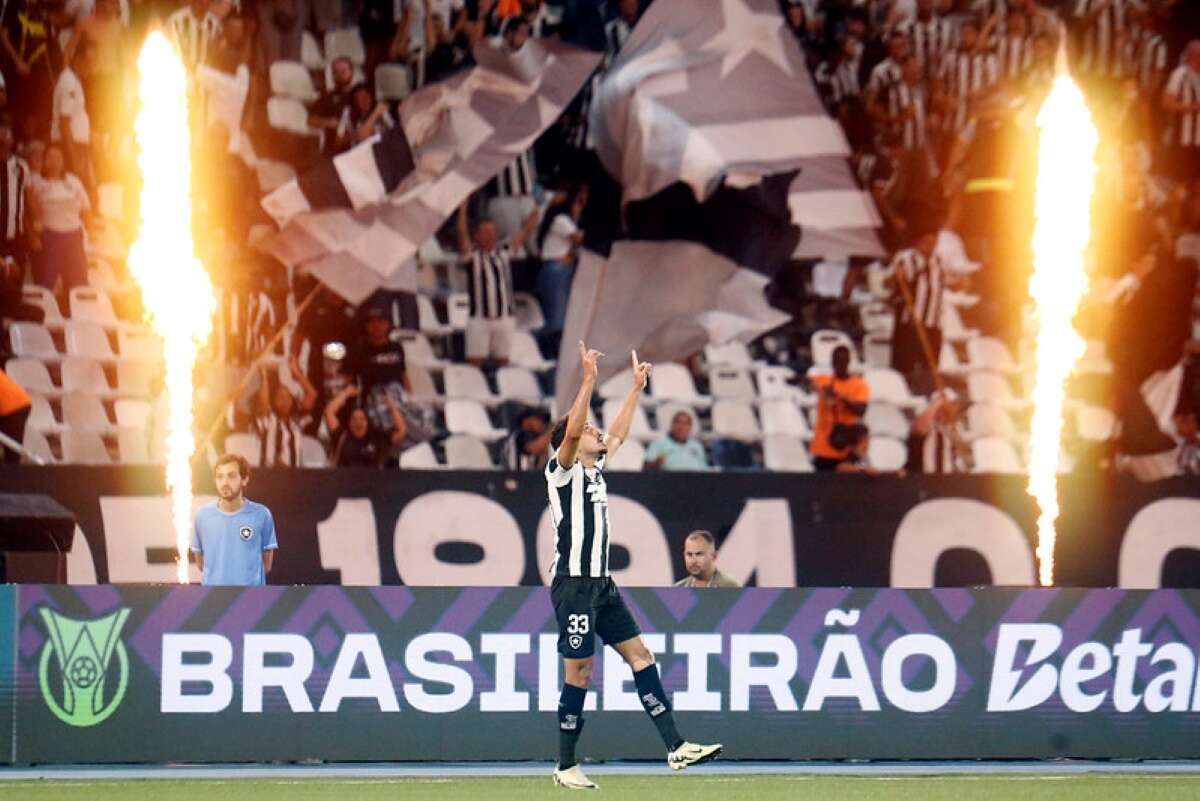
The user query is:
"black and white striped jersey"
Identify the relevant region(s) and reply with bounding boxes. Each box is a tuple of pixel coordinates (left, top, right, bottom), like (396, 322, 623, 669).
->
(467, 243, 514, 319)
(546, 450, 611, 579)
(892, 247, 946, 331)
(1165, 65, 1200, 148)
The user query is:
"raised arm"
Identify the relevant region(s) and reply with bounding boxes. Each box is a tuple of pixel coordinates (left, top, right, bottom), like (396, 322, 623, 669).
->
(557, 341, 602, 468)
(288, 355, 319, 412)
(604, 351, 650, 460)
(323, 384, 357, 435)
(509, 204, 542, 254)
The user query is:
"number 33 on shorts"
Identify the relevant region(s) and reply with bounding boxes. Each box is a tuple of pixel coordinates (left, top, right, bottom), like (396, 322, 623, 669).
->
(567, 614, 590, 634)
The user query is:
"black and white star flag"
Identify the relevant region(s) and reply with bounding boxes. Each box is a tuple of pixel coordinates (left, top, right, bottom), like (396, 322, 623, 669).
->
(589, 0, 881, 259)
(257, 39, 601, 304)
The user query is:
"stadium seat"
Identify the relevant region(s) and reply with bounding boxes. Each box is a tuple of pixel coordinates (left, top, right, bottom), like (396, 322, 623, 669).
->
(68, 286, 121, 328)
(5, 358, 60, 397)
(401, 334, 449, 371)
(62, 392, 115, 432)
(299, 435, 328, 468)
(9, 322, 60, 361)
(762, 434, 813, 472)
(967, 371, 1026, 409)
(939, 341, 967, 376)
(416, 294, 452, 337)
(966, 402, 1017, 440)
(863, 334, 891, 369)
(223, 433, 261, 467)
(65, 321, 118, 363)
(966, 337, 1020, 374)
(863, 403, 910, 440)
(116, 427, 150, 464)
(267, 96, 319, 136)
(868, 436, 908, 471)
(601, 399, 656, 443)
(512, 292, 545, 332)
(863, 368, 922, 409)
(1075, 405, 1116, 441)
(446, 293, 471, 330)
(375, 63, 411, 101)
(971, 437, 1023, 474)
(60, 429, 111, 465)
(444, 400, 506, 441)
(759, 398, 810, 439)
(1076, 340, 1114, 375)
(62, 357, 115, 399)
(755, 365, 814, 406)
(606, 439, 645, 471)
(399, 441, 439, 469)
(810, 329, 859, 369)
(650, 363, 711, 407)
(497, 366, 543, 405)
(324, 27, 366, 65)
(256, 159, 298, 194)
(114, 399, 151, 428)
(21, 286, 64, 328)
(269, 60, 318, 102)
(510, 330, 554, 371)
(117, 359, 156, 397)
(444, 364, 502, 406)
(419, 236, 461, 267)
(711, 400, 762, 442)
(405, 366, 441, 404)
(941, 303, 979, 344)
(598, 368, 646, 403)
(444, 434, 494, 469)
(21, 428, 55, 464)
(300, 30, 324, 70)
(118, 328, 163, 362)
(708, 367, 755, 401)
(26, 394, 61, 432)
(859, 301, 894, 337)
(704, 341, 753, 368)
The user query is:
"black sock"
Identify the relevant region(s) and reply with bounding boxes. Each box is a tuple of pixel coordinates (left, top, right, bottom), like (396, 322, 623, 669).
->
(557, 683, 587, 769)
(633, 665, 684, 751)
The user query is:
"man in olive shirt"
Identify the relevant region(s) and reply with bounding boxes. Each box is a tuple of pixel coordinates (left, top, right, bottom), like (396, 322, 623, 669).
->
(673, 530, 740, 588)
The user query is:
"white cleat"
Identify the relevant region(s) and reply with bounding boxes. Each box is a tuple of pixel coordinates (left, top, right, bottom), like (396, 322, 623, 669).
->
(553, 764, 599, 789)
(668, 741, 723, 771)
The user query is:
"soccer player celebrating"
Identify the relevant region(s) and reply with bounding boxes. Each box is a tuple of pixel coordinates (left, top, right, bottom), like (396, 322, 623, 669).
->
(548, 343, 721, 789)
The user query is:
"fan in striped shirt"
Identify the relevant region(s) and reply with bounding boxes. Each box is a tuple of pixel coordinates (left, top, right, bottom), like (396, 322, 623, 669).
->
(888, 221, 948, 379)
(936, 17, 999, 135)
(455, 199, 541, 366)
(1163, 40, 1200, 182)
(546, 345, 721, 789)
(866, 31, 911, 112)
(994, 10, 1033, 82)
(1073, 0, 1142, 80)
(897, 0, 957, 80)
(874, 56, 931, 152)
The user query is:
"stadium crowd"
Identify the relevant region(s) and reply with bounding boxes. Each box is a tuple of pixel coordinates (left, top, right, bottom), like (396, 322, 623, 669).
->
(0, 0, 1198, 476)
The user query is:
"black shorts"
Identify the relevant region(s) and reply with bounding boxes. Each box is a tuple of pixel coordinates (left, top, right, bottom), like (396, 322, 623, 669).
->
(551, 576, 641, 659)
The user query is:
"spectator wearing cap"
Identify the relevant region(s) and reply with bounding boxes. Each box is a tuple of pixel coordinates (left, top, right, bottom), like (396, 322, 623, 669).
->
(503, 407, 551, 470)
(809, 345, 870, 471)
(673, 530, 740, 588)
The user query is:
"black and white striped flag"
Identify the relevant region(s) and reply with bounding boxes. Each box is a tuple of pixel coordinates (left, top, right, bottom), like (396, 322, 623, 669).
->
(257, 39, 602, 304)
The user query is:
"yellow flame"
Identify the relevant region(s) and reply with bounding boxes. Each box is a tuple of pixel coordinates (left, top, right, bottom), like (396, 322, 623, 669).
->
(128, 33, 215, 583)
(1027, 55, 1098, 587)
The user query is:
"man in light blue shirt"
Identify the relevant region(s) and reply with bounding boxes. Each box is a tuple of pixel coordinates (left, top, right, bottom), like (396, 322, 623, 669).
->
(191, 454, 278, 586)
(644, 411, 710, 471)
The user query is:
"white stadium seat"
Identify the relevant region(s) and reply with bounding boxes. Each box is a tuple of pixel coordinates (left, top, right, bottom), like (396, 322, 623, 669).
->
(971, 437, 1023, 474)
(60, 429, 111, 465)
(5, 358, 59, 397)
(496, 366, 543, 405)
(401, 334, 449, 370)
(444, 434, 494, 469)
(710, 400, 762, 442)
(324, 27, 366, 65)
(606, 439, 645, 471)
(444, 365, 502, 406)
(269, 60, 318, 102)
(510, 330, 555, 371)
(9, 322, 60, 361)
(810, 329, 859, 369)
(762, 435, 813, 472)
(62, 392, 115, 433)
(863, 368, 922, 409)
(708, 367, 756, 401)
(759, 399, 810, 439)
(444, 400, 506, 441)
(868, 436, 908, 471)
(967, 403, 1017, 440)
(400, 442, 440, 469)
(863, 403, 910, 440)
(62, 357, 115, 399)
(375, 63, 412, 101)
(704, 341, 753, 368)
(650, 363, 710, 407)
(223, 433, 262, 467)
(601, 399, 656, 443)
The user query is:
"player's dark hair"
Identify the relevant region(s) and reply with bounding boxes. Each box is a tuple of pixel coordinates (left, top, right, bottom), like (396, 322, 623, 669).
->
(550, 417, 569, 451)
(215, 453, 251, 479)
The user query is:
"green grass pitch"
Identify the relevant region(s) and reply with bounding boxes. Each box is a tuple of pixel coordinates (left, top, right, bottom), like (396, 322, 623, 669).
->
(1, 774, 1198, 800)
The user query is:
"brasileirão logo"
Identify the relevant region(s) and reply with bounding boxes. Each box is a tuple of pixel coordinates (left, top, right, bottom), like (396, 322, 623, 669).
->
(37, 607, 131, 727)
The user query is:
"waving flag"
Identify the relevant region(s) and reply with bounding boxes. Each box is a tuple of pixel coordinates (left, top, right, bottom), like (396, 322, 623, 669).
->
(258, 39, 601, 304)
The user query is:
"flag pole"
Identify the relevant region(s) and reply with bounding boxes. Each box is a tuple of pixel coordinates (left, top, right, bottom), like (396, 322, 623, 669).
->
(193, 283, 325, 460)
